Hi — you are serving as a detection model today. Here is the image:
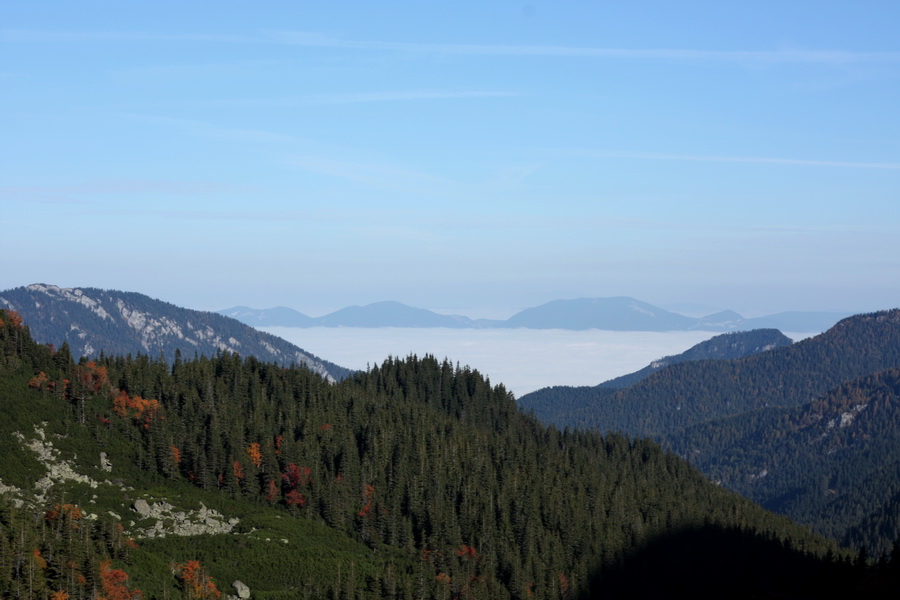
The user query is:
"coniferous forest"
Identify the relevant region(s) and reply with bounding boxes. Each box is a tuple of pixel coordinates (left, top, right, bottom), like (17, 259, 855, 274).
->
(519, 310, 900, 558)
(2, 309, 900, 599)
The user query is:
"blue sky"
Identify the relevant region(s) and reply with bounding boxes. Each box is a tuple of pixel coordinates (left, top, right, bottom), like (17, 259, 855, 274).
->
(2, 1, 899, 317)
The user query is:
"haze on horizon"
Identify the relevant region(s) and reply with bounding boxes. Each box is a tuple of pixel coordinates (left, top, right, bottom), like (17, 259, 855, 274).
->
(263, 325, 819, 399)
(2, 1, 899, 317)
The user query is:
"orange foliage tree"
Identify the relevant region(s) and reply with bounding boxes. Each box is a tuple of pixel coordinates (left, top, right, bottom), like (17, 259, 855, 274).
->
(98, 559, 142, 600)
(32, 548, 47, 570)
(112, 389, 160, 418)
(0, 309, 24, 328)
(178, 560, 221, 600)
(79, 361, 110, 394)
(44, 503, 84, 529)
(232, 460, 245, 481)
(28, 371, 50, 390)
(246, 443, 262, 468)
(285, 489, 306, 510)
(112, 390, 161, 428)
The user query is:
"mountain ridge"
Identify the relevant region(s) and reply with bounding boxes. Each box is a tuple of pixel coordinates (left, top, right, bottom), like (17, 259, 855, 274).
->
(596, 328, 794, 389)
(219, 296, 850, 333)
(0, 283, 351, 381)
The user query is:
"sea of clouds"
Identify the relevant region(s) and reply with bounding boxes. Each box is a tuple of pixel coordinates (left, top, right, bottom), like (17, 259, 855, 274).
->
(262, 327, 804, 399)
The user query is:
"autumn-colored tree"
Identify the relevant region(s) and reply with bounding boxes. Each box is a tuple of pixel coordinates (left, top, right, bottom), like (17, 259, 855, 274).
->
(28, 371, 49, 390)
(98, 559, 142, 600)
(32, 548, 47, 570)
(112, 390, 129, 418)
(282, 463, 311, 488)
(112, 390, 160, 426)
(68, 560, 87, 586)
(246, 443, 262, 468)
(45, 503, 83, 529)
(50, 590, 69, 600)
(285, 489, 306, 509)
(0, 309, 24, 328)
(178, 560, 221, 600)
(232, 460, 245, 481)
(357, 483, 376, 518)
(170, 446, 182, 465)
(558, 572, 571, 600)
(79, 361, 110, 394)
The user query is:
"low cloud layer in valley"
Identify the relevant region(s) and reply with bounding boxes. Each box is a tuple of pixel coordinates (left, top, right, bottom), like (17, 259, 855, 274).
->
(263, 327, 808, 397)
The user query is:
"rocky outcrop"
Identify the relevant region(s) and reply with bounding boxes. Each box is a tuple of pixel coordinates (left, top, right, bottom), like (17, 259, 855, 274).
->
(130, 499, 239, 538)
(3, 424, 240, 542)
(13, 425, 104, 503)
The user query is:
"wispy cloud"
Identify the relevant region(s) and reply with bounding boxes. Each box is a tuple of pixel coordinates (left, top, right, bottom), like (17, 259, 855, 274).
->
(153, 90, 515, 109)
(6, 28, 899, 66)
(267, 31, 900, 66)
(0, 180, 262, 203)
(576, 150, 900, 170)
(281, 90, 512, 105)
(0, 29, 254, 43)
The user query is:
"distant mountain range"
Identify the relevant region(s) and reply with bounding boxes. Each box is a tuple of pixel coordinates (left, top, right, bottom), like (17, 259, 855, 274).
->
(219, 297, 851, 333)
(518, 310, 900, 555)
(0, 284, 350, 381)
(221, 301, 479, 329)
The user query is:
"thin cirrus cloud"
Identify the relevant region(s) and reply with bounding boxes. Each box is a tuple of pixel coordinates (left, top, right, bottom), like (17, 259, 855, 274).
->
(6, 28, 899, 67)
(0, 180, 263, 203)
(0, 29, 255, 43)
(267, 31, 900, 66)
(161, 90, 516, 109)
(572, 150, 900, 170)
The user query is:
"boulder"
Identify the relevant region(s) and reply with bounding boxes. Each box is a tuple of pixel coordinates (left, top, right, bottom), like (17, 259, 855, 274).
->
(133, 499, 151, 517)
(232, 580, 251, 599)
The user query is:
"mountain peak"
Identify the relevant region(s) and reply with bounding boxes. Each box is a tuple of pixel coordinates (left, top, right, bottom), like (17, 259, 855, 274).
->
(0, 285, 350, 381)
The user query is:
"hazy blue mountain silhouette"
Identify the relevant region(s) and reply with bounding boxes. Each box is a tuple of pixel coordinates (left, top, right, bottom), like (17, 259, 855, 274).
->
(314, 301, 478, 328)
(219, 297, 850, 332)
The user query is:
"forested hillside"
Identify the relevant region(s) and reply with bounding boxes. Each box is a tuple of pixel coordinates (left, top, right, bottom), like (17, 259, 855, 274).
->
(518, 310, 900, 556)
(519, 311, 900, 438)
(596, 328, 793, 389)
(1, 309, 896, 599)
(667, 366, 900, 556)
